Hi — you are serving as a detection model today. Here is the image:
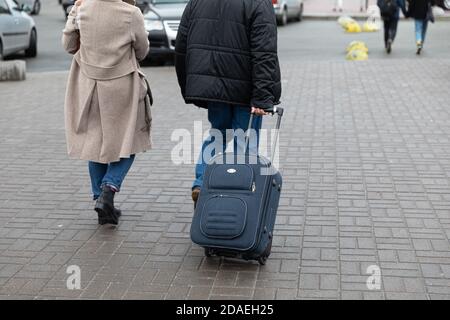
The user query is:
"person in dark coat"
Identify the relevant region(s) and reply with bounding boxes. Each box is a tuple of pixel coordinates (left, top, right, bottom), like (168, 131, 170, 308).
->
(175, 0, 282, 207)
(377, 0, 408, 54)
(407, 0, 435, 54)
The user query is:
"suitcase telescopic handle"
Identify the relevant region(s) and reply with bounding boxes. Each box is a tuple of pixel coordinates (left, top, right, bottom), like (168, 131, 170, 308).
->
(245, 106, 284, 163)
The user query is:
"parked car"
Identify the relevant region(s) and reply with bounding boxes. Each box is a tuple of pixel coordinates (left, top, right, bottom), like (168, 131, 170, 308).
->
(16, 0, 40, 15)
(61, 0, 74, 18)
(0, 0, 37, 59)
(436, 0, 450, 10)
(273, 0, 303, 26)
(141, 0, 188, 62)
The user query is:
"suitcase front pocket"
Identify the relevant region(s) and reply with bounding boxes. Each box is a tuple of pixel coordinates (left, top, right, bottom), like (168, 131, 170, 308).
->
(207, 164, 254, 191)
(200, 196, 247, 239)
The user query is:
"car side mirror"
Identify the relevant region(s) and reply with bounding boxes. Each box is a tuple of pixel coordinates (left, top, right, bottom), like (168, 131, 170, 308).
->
(13, 4, 31, 13)
(22, 4, 32, 13)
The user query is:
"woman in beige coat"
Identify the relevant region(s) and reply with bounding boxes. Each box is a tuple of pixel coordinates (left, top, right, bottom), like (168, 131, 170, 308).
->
(62, 0, 151, 225)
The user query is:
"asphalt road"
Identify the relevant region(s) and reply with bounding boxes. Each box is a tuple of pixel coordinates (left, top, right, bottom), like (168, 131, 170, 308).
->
(6, 0, 450, 72)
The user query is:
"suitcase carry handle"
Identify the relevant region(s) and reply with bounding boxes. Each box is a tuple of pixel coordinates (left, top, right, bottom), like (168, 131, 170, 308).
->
(245, 106, 284, 164)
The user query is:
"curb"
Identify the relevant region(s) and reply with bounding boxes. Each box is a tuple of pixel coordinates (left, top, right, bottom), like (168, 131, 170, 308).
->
(304, 13, 369, 21)
(303, 13, 450, 21)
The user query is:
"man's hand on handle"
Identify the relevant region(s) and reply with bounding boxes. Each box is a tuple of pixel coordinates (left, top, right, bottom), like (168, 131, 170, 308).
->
(251, 106, 270, 116)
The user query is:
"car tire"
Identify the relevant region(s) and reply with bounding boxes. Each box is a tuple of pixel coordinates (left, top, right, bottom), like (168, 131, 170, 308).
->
(25, 29, 37, 58)
(278, 7, 288, 26)
(295, 3, 303, 22)
(0, 41, 3, 60)
(444, 0, 450, 10)
(31, 0, 41, 15)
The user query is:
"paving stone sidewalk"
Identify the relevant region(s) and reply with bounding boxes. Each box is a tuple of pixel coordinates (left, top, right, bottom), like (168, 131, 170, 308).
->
(0, 59, 450, 300)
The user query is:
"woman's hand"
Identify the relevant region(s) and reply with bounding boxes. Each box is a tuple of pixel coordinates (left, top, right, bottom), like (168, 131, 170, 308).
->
(75, 0, 83, 6)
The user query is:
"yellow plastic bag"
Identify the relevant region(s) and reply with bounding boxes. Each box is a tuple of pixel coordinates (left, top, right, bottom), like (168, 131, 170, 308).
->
(346, 49, 369, 61)
(338, 16, 355, 28)
(362, 22, 380, 32)
(345, 21, 362, 33)
(346, 41, 368, 54)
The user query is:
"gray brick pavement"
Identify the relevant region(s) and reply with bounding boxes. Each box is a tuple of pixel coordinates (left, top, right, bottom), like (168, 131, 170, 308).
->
(0, 59, 450, 299)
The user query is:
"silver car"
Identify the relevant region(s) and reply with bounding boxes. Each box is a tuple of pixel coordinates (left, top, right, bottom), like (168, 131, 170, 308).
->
(273, 0, 304, 26)
(0, 0, 37, 59)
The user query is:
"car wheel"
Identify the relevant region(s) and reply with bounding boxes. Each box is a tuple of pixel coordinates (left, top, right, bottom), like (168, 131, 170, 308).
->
(278, 7, 288, 26)
(295, 3, 303, 22)
(444, 0, 450, 10)
(25, 29, 37, 57)
(0, 41, 3, 60)
(32, 0, 41, 15)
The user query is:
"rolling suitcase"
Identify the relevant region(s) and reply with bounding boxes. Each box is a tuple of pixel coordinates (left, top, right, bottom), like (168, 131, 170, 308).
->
(190, 107, 284, 265)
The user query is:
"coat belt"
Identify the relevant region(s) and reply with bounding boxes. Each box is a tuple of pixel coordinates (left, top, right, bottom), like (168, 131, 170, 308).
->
(74, 52, 138, 80)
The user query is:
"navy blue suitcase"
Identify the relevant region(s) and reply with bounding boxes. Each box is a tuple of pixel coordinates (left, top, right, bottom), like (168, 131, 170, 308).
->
(190, 108, 284, 265)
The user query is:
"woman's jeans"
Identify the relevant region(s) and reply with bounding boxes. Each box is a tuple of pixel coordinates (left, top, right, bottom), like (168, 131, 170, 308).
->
(415, 19, 428, 44)
(89, 155, 135, 200)
(193, 102, 262, 189)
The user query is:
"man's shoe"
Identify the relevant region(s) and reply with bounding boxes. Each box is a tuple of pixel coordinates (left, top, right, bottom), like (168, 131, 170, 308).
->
(192, 187, 201, 209)
(95, 185, 120, 225)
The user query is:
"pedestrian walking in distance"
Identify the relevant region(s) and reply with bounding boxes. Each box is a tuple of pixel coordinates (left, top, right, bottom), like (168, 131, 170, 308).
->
(378, 0, 408, 54)
(62, 0, 151, 225)
(334, 0, 344, 12)
(407, 0, 435, 55)
(175, 0, 282, 208)
(360, 0, 368, 12)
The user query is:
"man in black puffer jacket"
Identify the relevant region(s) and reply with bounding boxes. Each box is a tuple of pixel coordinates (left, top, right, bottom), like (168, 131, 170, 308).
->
(175, 0, 282, 207)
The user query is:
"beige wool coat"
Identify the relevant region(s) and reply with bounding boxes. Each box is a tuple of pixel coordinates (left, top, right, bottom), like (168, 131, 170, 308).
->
(62, 0, 151, 164)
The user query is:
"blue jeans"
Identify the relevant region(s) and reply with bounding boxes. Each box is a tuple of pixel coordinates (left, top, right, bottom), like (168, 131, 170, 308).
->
(415, 19, 428, 44)
(89, 155, 135, 200)
(193, 102, 262, 189)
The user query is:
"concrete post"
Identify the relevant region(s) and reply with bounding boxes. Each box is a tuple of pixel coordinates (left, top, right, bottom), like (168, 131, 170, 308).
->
(0, 60, 26, 81)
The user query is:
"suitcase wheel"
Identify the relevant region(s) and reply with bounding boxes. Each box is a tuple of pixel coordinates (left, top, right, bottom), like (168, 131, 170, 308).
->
(257, 238, 273, 265)
(204, 248, 213, 257)
(258, 255, 267, 265)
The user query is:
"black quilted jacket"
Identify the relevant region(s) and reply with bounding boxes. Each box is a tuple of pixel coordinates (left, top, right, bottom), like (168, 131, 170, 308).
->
(407, 0, 434, 20)
(175, 0, 282, 111)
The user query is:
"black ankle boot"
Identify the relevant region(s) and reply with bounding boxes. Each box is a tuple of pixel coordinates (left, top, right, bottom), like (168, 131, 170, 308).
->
(95, 185, 121, 225)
